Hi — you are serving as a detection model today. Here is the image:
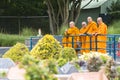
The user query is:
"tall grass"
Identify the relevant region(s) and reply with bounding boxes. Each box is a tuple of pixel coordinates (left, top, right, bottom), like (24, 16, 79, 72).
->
(21, 27, 38, 36)
(0, 27, 38, 46)
(108, 20, 120, 34)
(0, 33, 28, 46)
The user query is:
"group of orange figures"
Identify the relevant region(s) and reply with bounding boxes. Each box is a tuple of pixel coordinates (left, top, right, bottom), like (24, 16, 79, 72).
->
(62, 17, 107, 54)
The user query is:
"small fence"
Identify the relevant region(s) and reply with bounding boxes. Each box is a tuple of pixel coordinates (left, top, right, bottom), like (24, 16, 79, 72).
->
(29, 34, 120, 60)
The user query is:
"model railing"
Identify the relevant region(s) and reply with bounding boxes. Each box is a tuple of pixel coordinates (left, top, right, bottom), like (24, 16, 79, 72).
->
(29, 34, 120, 60)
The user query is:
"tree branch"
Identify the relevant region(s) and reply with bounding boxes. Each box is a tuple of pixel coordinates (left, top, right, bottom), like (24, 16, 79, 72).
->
(75, 0, 82, 23)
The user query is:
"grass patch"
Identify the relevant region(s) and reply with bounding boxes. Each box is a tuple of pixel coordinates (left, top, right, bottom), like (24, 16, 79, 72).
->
(108, 20, 120, 34)
(21, 27, 37, 36)
(0, 33, 29, 46)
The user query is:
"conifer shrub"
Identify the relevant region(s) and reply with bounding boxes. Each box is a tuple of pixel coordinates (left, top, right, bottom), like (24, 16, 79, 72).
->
(3, 42, 29, 62)
(30, 34, 62, 59)
(57, 47, 77, 67)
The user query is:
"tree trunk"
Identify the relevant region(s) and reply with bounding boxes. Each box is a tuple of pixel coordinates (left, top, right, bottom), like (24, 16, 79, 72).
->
(48, 10, 54, 34)
(45, 0, 96, 34)
(46, 0, 54, 34)
(62, 0, 69, 26)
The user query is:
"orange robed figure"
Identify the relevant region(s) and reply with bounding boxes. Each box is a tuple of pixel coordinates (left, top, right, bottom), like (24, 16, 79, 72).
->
(79, 22, 88, 53)
(95, 17, 107, 53)
(85, 17, 98, 53)
(62, 21, 79, 48)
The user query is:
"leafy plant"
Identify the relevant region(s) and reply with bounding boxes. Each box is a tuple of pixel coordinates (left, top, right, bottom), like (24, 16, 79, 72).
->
(59, 47, 77, 61)
(78, 52, 112, 72)
(100, 54, 111, 64)
(21, 55, 58, 80)
(3, 42, 29, 62)
(105, 59, 117, 79)
(79, 52, 111, 63)
(57, 47, 77, 67)
(87, 56, 103, 72)
(30, 34, 62, 59)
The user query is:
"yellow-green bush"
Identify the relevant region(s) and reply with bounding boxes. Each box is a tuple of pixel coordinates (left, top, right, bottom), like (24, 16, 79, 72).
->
(59, 47, 77, 60)
(30, 34, 62, 59)
(3, 42, 29, 62)
(57, 47, 77, 67)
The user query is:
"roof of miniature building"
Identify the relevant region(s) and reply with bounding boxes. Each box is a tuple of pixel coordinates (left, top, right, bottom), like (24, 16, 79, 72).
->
(81, 0, 108, 9)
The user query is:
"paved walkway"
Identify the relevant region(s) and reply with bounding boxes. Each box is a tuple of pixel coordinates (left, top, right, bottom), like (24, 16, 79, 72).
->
(0, 47, 11, 57)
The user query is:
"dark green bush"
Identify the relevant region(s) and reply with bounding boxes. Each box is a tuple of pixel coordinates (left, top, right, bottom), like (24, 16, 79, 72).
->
(109, 11, 120, 20)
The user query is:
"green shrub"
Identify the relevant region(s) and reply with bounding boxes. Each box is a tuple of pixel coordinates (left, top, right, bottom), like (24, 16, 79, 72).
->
(0, 33, 28, 46)
(57, 47, 77, 67)
(21, 27, 37, 36)
(59, 47, 77, 60)
(109, 11, 120, 20)
(3, 42, 29, 62)
(21, 55, 58, 80)
(30, 34, 62, 59)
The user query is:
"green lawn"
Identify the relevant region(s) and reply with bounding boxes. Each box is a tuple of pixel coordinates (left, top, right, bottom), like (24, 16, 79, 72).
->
(108, 20, 120, 34)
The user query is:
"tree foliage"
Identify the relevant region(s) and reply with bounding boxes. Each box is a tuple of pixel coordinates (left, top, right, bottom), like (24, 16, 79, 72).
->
(0, 0, 47, 16)
(107, 0, 120, 20)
